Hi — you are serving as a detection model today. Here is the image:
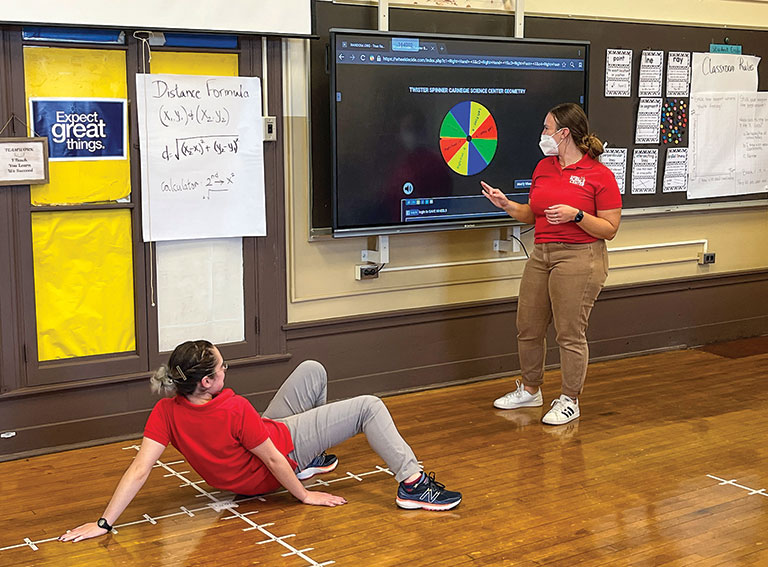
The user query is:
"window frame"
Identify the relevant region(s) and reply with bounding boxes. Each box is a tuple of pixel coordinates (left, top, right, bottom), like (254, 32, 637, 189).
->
(0, 29, 286, 391)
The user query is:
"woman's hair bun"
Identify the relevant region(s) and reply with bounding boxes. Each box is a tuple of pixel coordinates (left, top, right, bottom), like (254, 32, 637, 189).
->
(150, 364, 178, 396)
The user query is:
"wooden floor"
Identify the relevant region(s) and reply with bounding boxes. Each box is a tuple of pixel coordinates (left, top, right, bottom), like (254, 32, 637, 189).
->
(2, 341, 768, 567)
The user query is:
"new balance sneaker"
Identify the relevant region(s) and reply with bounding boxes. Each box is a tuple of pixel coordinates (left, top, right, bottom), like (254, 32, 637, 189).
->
(541, 394, 580, 425)
(396, 472, 462, 511)
(493, 379, 543, 409)
(296, 453, 339, 480)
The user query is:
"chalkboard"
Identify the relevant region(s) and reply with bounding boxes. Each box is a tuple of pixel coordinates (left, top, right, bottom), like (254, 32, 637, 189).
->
(310, 2, 768, 231)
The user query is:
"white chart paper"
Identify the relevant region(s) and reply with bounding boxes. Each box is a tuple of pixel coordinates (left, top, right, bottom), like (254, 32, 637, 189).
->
(691, 52, 760, 93)
(1, 0, 313, 36)
(136, 74, 266, 242)
(666, 51, 691, 97)
(599, 148, 628, 194)
(662, 147, 689, 193)
(688, 92, 768, 198)
(156, 238, 245, 351)
(605, 49, 633, 97)
(639, 50, 664, 97)
(635, 98, 663, 144)
(632, 148, 659, 194)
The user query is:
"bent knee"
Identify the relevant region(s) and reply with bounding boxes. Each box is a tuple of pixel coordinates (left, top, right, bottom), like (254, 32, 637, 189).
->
(359, 394, 381, 404)
(296, 359, 327, 377)
(357, 394, 385, 413)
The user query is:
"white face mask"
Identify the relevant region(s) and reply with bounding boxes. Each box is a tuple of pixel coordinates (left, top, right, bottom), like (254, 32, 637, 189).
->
(539, 129, 564, 156)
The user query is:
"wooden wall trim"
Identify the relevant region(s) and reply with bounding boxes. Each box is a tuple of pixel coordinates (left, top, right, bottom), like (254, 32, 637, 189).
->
(285, 268, 768, 335)
(283, 269, 768, 399)
(0, 353, 293, 401)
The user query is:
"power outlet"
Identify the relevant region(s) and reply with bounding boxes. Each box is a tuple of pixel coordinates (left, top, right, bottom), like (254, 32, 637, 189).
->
(698, 252, 716, 265)
(355, 264, 379, 280)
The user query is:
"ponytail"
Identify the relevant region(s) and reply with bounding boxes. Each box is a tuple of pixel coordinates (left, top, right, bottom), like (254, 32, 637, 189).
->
(578, 133, 604, 159)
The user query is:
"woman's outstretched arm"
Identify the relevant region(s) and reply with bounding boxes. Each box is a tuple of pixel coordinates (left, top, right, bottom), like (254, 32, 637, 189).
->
(59, 437, 166, 542)
(481, 181, 535, 225)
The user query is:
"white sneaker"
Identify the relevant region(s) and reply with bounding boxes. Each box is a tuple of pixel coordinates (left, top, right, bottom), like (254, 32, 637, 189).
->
(541, 394, 580, 425)
(493, 380, 543, 409)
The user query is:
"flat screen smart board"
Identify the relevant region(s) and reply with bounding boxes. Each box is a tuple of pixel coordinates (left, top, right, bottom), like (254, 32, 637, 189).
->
(331, 29, 589, 236)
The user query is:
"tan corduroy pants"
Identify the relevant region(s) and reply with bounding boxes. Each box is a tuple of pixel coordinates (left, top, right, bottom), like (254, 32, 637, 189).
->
(516, 240, 609, 398)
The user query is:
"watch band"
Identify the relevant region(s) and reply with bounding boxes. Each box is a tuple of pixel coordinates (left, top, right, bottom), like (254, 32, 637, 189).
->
(573, 210, 584, 223)
(97, 517, 113, 532)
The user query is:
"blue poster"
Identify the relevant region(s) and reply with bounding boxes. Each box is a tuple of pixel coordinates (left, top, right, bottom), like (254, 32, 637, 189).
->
(29, 98, 127, 161)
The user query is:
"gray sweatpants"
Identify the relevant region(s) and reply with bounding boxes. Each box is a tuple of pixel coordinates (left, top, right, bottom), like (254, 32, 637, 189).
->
(262, 360, 421, 483)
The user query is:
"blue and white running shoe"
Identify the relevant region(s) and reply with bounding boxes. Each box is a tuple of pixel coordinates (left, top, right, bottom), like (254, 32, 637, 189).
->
(296, 453, 339, 480)
(396, 472, 462, 511)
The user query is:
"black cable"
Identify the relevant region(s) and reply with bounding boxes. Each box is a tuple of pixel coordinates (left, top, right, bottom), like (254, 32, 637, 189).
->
(511, 234, 529, 258)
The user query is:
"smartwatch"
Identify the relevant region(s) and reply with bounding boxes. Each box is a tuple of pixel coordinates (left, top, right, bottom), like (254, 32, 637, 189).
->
(573, 210, 584, 223)
(97, 517, 113, 532)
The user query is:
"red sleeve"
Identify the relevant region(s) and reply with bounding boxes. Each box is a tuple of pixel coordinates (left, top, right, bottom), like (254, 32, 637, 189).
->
(144, 399, 171, 446)
(529, 157, 555, 203)
(595, 164, 623, 210)
(530, 157, 550, 184)
(236, 398, 270, 450)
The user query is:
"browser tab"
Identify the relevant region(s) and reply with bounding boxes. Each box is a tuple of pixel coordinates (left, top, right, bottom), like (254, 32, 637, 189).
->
(392, 38, 420, 52)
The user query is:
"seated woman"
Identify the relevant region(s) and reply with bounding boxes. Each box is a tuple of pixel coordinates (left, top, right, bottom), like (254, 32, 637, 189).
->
(60, 340, 461, 542)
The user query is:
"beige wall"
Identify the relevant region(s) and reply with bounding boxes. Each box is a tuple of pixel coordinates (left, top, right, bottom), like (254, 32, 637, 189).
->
(339, 0, 768, 30)
(283, 2, 768, 323)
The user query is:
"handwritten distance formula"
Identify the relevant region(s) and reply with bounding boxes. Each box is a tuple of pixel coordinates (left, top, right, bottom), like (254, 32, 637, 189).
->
(159, 105, 231, 128)
(137, 73, 266, 242)
(161, 136, 240, 162)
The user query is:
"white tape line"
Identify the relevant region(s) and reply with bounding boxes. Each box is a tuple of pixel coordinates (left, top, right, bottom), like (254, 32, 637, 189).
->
(282, 547, 314, 557)
(707, 474, 768, 498)
(256, 534, 296, 545)
(2, 445, 394, 566)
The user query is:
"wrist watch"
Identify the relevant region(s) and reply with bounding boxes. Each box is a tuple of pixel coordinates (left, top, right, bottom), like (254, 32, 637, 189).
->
(573, 210, 584, 223)
(97, 517, 113, 532)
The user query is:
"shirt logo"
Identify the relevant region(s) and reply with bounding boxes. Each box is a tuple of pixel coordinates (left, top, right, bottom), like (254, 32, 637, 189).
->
(569, 175, 586, 187)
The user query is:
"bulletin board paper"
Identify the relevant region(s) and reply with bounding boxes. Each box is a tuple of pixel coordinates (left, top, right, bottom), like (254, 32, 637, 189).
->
(666, 51, 691, 97)
(662, 147, 689, 193)
(156, 238, 245, 352)
(688, 92, 768, 199)
(605, 49, 633, 97)
(631, 148, 659, 194)
(599, 148, 628, 194)
(136, 74, 266, 242)
(691, 52, 760, 93)
(635, 98, 663, 145)
(638, 51, 664, 98)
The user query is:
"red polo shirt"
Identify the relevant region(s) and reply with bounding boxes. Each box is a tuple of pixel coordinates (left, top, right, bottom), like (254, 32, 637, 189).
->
(529, 154, 622, 243)
(144, 388, 296, 496)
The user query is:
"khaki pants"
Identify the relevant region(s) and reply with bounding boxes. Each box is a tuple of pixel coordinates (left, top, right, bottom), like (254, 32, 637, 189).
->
(517, 240, 609, 398)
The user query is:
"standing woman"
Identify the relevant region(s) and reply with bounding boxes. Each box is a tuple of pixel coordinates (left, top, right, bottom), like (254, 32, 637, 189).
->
(481, 102, 622, 425)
